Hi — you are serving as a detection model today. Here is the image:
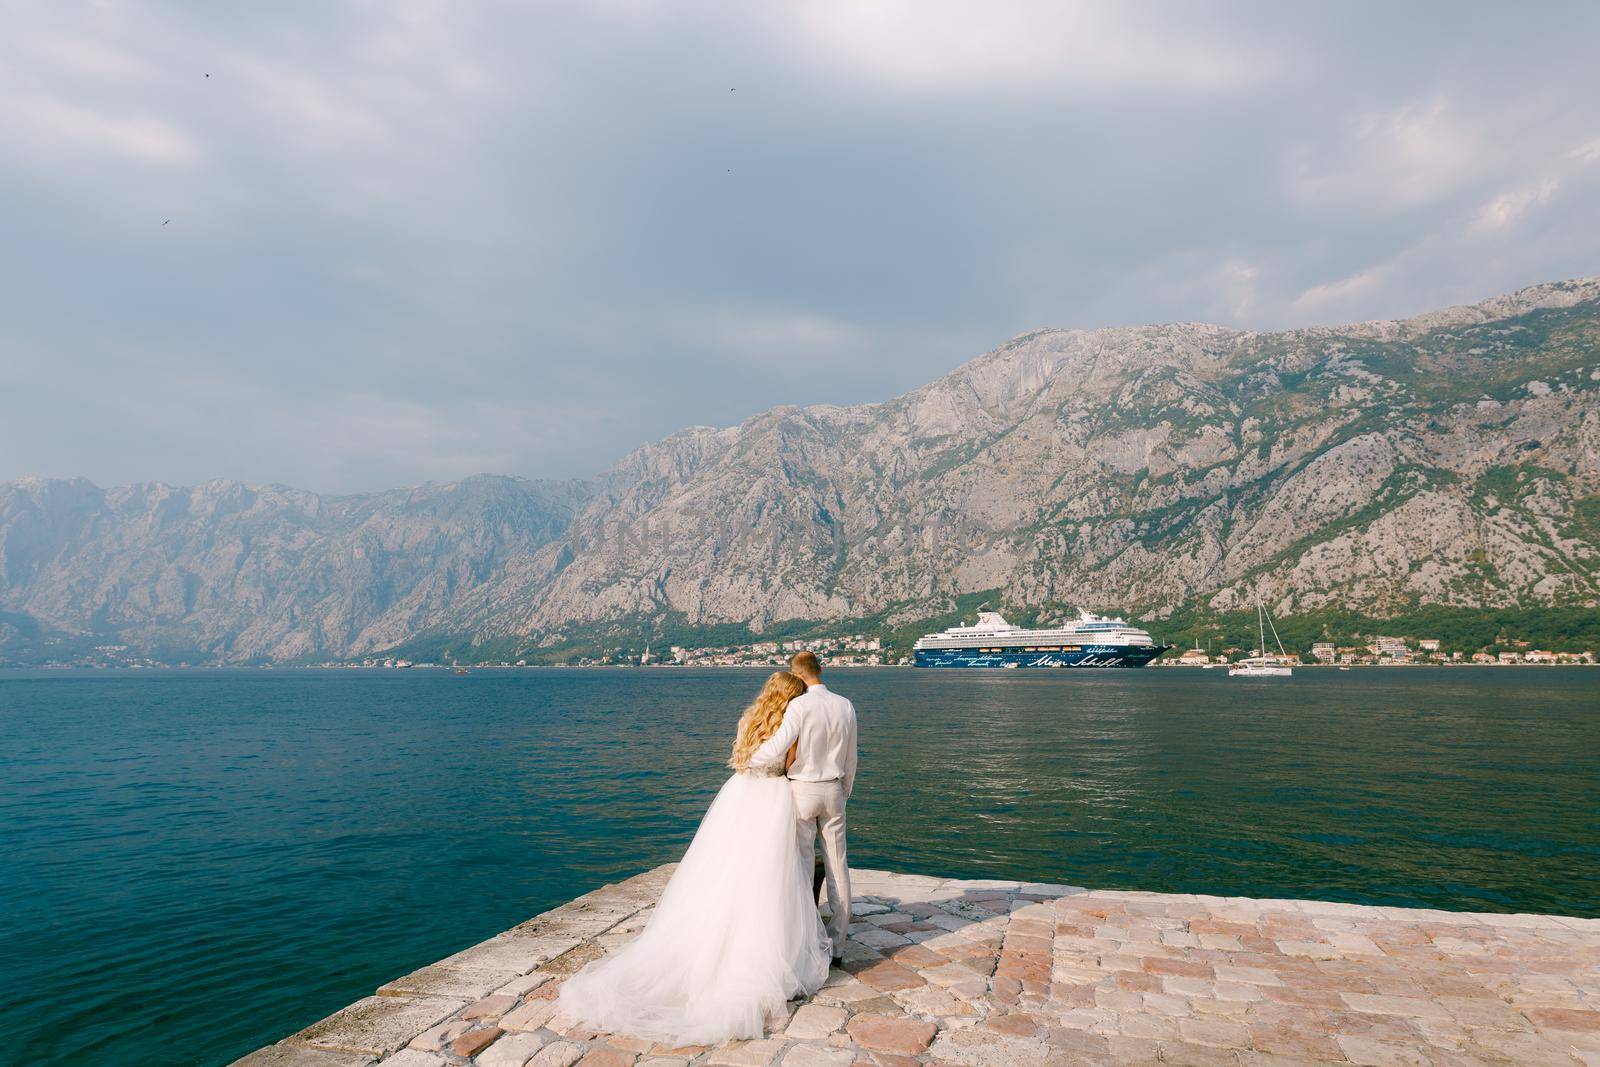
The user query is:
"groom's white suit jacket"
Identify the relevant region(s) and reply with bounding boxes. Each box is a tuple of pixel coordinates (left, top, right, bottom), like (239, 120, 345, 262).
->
(752, 683, 857, 795)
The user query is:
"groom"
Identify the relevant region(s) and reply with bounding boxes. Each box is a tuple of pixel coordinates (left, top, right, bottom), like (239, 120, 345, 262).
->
(753, 651, 858, 964)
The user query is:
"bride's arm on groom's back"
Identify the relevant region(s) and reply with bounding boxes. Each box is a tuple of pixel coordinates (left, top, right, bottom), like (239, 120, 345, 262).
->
(750, 707, 803, 769)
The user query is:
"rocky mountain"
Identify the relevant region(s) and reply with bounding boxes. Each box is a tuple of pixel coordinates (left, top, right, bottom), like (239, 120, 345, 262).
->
(0, 476, 590, 662)
(4, 278, 1599, 663)
(520, 277, 1600, 634)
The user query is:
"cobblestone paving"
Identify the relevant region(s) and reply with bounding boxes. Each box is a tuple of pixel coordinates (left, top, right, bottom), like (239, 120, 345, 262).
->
(237, 866, 1600, 1067)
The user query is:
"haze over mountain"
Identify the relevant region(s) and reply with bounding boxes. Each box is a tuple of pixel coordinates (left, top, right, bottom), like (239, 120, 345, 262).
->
(3, 278, 1598, 664)
(7, 6, 1600, 495)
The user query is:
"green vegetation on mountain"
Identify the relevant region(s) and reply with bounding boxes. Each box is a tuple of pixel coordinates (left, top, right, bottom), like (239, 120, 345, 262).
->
(1150, 602, 1600, 659)
(3, 278, 1599, 665)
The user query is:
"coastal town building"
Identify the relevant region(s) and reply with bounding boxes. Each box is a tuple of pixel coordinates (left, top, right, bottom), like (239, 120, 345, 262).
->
(1370, 635, 1410, 661)
(1152, 632, 1595, 669)
(607, 634, 887, 668)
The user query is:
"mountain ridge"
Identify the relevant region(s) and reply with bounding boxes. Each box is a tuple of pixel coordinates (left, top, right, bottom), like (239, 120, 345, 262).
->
(4, 277, 1599, 663)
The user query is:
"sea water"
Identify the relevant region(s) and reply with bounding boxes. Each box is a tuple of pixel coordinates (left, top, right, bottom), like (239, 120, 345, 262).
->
(2, 666, 1595, 1063)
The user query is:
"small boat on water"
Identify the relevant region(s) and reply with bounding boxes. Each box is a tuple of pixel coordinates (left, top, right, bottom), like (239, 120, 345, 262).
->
(1229, 603, 1294, 678)
(1231, 661, 1292, 677)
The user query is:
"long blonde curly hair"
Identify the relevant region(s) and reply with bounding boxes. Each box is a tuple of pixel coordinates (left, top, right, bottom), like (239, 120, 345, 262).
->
(728, 671, 807, 770)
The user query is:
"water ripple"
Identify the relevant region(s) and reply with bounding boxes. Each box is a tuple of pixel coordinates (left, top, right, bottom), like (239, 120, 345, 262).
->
(0, 666, 1595, 1064)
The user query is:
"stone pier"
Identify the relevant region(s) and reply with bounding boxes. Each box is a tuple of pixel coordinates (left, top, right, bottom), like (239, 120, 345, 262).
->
(237, 866, 1600, 1067)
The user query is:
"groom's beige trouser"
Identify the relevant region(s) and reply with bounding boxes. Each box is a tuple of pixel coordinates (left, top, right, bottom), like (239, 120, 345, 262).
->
(790, 779, 850, 955)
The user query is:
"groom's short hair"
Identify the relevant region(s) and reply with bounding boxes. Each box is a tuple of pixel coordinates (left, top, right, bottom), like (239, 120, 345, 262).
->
(790, 651, 822, 678)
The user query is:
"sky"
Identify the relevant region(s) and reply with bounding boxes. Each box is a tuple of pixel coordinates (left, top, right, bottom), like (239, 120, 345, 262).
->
(3, 1, 1599, 494)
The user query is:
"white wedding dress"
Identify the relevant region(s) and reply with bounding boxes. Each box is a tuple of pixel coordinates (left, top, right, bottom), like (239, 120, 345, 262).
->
(559, 765, 833, 1046)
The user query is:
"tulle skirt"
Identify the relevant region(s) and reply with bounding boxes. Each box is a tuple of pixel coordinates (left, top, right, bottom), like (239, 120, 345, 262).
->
(559, 772, 832, 1046)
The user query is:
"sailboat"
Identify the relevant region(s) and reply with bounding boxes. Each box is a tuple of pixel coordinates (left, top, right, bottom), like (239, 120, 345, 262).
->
(1228, 602, 1294, 677)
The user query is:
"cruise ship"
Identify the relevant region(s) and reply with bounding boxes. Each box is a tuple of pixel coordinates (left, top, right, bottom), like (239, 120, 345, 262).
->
(913, 610, 1170, 668)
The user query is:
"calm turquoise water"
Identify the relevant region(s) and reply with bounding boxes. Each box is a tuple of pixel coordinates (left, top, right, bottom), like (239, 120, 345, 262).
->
(2, 666, 1596, 1064)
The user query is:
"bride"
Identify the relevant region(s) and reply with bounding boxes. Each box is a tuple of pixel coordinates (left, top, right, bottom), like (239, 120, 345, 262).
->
(559, 672, 833, 1045)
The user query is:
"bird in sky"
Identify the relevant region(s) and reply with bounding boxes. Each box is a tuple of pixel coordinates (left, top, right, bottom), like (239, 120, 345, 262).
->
(162, 220, 170, 226)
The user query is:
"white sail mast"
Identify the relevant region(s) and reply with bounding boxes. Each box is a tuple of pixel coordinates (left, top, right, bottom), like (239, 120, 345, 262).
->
(1264, 605, 1287, 657)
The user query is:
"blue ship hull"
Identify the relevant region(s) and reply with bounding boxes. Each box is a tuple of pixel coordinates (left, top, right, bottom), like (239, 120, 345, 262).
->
(913, 644, 1170, 668)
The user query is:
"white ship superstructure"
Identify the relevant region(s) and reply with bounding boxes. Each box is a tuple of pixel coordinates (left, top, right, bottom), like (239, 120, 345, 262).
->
(913, 611, 1169, 668)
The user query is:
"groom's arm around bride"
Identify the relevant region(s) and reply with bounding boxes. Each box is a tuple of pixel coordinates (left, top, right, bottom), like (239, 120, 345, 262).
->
(751, 652, 858, 963)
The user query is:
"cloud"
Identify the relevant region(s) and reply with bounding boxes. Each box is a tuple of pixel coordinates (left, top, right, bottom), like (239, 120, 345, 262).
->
(789, 1, 1278, 95)
(1285, 98, 1482, 212)
(2, 93, 199, 166)
(265, 392, 617, 490)
(18, 30, 158, 81)
(1, 2, 1599, 491)
(1475, 178, 1562, 230)
(678, 307, 867, 359)
(1472, 139, 1600, 231)
(1290, 267, 1390, 321)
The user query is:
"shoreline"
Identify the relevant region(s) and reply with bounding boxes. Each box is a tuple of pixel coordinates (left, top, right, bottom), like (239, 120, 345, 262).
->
(236, 865, 1600, 1067)
(6, 661, 1600, 672)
